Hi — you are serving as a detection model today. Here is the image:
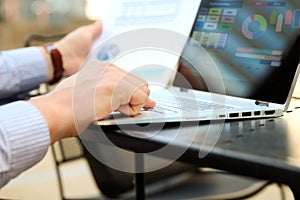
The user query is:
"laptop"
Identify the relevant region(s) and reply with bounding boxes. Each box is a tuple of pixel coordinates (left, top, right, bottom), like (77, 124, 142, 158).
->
(93, 0, 300, 126)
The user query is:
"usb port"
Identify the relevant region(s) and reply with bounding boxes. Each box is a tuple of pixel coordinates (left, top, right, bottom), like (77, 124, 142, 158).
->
(229, 113, 239, 118)
(242, 112, 251, 117)
(264, 110, 275, 115)
(254, 111, 261, 116)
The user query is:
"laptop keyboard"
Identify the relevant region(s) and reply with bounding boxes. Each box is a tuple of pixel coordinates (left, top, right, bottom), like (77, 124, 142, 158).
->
(151, 95, 235, 114)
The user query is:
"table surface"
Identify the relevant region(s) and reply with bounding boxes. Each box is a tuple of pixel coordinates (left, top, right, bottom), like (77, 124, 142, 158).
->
(83, 106, 300, 197)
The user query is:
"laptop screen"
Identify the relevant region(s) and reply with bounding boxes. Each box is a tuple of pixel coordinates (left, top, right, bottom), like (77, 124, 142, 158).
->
(174, 0, 300, 104)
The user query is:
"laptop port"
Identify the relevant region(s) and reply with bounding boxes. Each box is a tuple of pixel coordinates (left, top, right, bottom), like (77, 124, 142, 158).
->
(242, 112, 251, 117)
(219, 114, 226, 118)
(229, 113, 239, 118)
(264, 110, 276, 115)
(254, 111, 261, 116)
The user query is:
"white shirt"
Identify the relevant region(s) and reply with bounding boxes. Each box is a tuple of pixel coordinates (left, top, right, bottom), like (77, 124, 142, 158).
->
(0, 47, 50, 187)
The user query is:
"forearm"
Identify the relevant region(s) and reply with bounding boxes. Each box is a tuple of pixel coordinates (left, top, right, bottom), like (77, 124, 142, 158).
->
(0, 101, 50, 188)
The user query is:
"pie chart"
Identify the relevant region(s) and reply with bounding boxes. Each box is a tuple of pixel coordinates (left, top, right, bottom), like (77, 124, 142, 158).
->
(97, 43, 120, 62)
(242, 14, 267, 39)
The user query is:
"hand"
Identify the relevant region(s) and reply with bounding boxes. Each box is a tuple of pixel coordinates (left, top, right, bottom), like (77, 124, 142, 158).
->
(55, 21, 103, 76)
(29, 61, 156, 144)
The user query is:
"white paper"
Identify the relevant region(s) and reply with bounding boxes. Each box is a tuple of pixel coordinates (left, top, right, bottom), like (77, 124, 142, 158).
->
(89, 0, 202, 86)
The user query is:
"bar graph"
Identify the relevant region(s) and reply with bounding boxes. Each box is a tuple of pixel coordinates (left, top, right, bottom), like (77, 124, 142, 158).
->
(234, 47, 282, 67)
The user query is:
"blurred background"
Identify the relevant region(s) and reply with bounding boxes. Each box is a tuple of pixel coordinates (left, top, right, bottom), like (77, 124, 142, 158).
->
(0, 0, 108, 50)
(0, 1, 298, 199)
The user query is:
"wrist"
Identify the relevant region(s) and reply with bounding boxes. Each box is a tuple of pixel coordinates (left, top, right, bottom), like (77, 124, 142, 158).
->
(55, 41, 74, 77)
(29, 93, 76, 144)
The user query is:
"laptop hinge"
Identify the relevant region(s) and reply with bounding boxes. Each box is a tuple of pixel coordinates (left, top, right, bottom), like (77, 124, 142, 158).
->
(255, 100, 269, 107)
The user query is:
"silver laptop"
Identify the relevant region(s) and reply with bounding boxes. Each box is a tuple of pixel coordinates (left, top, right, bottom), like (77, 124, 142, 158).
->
(97, 0, 300, 126)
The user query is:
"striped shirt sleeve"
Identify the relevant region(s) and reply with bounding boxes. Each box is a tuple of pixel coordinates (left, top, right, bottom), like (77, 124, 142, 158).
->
(0, 47, 47, 99)
(0, 101, 50, 188)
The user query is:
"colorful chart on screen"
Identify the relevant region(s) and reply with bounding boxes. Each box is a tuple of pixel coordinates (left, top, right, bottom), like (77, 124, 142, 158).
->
(242, 14, 267, 39)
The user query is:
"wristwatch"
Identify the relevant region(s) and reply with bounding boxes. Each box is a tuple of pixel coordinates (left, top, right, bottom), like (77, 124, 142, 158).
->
(44, 44, 64, 85)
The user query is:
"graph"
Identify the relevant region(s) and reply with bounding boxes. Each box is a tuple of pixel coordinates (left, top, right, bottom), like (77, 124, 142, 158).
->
(234, 47, 282, 67)
(242, 14, 267, 39)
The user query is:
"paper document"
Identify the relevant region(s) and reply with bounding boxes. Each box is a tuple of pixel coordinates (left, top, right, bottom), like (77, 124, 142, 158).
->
(89, 0, 201, 86)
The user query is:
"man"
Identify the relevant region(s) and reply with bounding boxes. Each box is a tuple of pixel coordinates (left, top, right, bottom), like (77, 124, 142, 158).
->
(0, 21, 155, 187)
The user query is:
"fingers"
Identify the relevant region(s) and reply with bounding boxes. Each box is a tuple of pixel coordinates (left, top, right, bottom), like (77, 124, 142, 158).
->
(144, 99, 156, 109)
(118, 83, 156, 116)
(79, 62, 155, 120)
(118, 98, 156, 116)
(88, 21, 103, 41)
(117, 84, 151, 116)
(104, 64, 155, 116)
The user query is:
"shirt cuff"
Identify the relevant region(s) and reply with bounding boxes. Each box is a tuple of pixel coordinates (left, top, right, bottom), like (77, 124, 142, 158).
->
(0, 101, 50, 187)
(3, 47, 47, 94)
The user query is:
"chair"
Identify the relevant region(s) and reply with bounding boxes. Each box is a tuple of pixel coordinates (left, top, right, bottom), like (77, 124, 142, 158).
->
(23, 33, 67, 47)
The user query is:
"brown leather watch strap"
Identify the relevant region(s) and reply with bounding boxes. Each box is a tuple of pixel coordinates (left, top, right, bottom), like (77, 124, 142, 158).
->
(44, 44, 64, 85)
